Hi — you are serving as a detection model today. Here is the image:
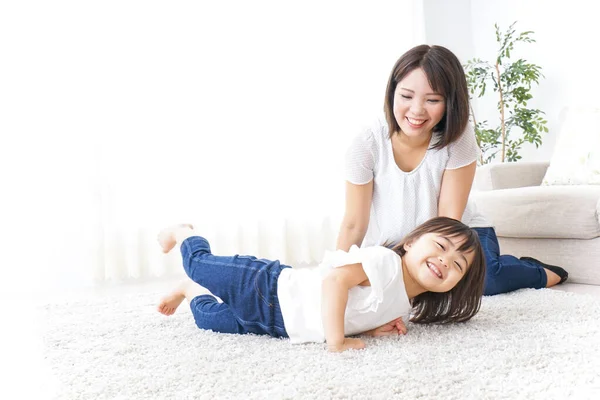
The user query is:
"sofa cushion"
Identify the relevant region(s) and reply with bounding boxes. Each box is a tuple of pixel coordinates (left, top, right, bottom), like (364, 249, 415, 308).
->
(472, 185, 600, 239)
(542, 107, 600, 185)
(475, 162, 549, 191)
(497, 237, 600, 285)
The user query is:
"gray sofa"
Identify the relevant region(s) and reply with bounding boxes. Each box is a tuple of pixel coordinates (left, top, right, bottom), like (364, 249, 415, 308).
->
(472, 162, 600, 286)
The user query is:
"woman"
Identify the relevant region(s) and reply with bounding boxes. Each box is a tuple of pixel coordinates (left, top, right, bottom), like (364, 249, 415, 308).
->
(337, 44, 567, 295)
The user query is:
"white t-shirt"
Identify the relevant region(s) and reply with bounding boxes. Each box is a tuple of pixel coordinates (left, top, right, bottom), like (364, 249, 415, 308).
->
(345, 117, 490, 247)
(277, 245, 411, 344)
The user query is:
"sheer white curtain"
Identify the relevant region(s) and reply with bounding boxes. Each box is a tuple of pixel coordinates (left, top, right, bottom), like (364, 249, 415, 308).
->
(2, 0, 423, 290)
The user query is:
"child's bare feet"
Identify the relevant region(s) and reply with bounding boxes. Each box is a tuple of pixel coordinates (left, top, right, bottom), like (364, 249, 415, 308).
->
(157, 224, 194, 253)
(157, 279, 209, 316)
(157, 281, 187, 316)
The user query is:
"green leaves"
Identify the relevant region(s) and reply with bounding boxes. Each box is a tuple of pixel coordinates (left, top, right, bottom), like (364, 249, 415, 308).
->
(465, 59, 493, 97)
(506, 139, 525, 162)
(474, 121, 502, 164)
(464, 21, 547, 164)
(502, 60, 543, 90)
(495, 22, 536, 65)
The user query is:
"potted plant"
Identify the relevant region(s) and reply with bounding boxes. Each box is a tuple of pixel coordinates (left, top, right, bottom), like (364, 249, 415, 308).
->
(464, 22, 548, 164)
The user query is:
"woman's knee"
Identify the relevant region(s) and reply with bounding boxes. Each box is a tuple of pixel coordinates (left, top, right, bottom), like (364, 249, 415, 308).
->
(482, 257, 502, 295)
(483, 280, 502, 296)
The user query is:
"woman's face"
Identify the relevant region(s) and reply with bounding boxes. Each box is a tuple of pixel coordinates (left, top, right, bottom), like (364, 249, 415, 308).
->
(393, 68, 446, 138)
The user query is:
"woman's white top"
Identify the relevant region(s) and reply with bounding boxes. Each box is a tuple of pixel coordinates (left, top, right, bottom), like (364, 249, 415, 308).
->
(345, 117, 490, 247)
(277, 245, 411, 344)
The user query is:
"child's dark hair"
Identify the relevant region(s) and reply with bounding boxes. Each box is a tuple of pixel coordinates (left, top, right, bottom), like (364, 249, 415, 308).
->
(383, 44, 470, 150)
(389, 217, 486, 324)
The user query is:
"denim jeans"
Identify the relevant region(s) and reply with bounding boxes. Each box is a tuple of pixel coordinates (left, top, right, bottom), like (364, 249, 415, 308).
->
(474, 227, 547, 295)
(181, 236, 289, 337)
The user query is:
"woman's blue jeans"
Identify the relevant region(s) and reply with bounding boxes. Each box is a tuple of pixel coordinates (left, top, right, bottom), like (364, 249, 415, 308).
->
(474, 227, 547, 295)
(180, 236, 289, 337)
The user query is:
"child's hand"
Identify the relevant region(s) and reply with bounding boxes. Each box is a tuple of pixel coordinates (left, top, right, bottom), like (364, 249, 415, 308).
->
(364, 317, 407, 337)
(327, 338, 366, 353)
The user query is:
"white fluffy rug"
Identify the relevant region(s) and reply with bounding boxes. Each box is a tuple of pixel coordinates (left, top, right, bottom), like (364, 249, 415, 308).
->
(41, 288, 600, 399)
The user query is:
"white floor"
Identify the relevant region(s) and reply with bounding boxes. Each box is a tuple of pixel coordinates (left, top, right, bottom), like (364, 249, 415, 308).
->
(7, 275, 595, 400)
(43, 275, 600, 303)
(36, 283, 600, 400)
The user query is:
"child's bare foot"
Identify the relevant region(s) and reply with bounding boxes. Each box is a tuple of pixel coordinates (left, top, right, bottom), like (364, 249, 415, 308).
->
(157, 224, 194, 253)
(157, 281, 187, 316)
(157, 279, 209, 316)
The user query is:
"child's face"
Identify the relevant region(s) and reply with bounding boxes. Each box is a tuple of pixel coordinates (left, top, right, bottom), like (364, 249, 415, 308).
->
(402, 233, 474, 293)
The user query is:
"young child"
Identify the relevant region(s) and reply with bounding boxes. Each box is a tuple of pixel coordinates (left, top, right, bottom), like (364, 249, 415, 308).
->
(157, 217, 485, 352)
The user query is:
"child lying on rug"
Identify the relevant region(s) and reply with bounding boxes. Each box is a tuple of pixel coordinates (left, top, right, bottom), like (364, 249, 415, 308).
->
(157, 217, 485, 352)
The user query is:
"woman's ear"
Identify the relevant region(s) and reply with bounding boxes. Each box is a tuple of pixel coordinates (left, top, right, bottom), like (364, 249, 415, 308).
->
(403, 242, 412, 251)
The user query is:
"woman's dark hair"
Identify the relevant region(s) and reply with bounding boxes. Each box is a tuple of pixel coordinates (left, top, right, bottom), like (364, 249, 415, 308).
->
(383, 45, 470, 149)
(389, 217, 486, 324)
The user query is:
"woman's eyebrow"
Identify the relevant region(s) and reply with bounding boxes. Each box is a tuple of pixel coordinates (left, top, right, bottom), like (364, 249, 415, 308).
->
(399, 87, 442, 96)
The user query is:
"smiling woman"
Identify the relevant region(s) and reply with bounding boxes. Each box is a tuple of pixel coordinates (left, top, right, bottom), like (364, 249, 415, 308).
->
(2, 1, 423, 289)
(336, 43, 570, 299)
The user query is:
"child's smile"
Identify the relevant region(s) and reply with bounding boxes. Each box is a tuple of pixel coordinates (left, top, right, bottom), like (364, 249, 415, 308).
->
(402, 232, 474, 295)
(426, 260, 444, 279)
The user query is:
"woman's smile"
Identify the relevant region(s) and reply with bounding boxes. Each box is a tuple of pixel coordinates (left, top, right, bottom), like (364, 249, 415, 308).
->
(406, 117, 428, 128)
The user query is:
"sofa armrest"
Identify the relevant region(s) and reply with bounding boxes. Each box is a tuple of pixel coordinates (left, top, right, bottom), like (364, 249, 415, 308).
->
(474, 161, 550, 191)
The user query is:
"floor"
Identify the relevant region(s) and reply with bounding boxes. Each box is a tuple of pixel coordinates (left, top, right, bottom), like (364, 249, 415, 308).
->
(44, 275, 600, 304)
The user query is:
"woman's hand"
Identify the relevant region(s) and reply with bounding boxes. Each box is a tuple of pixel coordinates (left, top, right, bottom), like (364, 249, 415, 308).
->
(364, 317, 407, 337)
(327, 337, 366, 353)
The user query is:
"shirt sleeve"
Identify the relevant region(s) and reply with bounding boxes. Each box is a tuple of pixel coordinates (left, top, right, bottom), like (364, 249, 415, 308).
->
(344, 128, 378, 185)
(319, 246, 400, 313)
(357, 247, 400, 312)
(446, 122, 481, 170)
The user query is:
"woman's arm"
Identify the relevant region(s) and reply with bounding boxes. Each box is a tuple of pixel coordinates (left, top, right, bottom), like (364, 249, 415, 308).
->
(321, 263, 369, 352)
(336, 181, 373, 251)
(438, 161, 476, 220)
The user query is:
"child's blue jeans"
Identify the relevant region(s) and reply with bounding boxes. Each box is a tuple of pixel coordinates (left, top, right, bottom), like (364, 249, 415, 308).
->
(181, 236, 289, 337)
(474, 227, 547, 295)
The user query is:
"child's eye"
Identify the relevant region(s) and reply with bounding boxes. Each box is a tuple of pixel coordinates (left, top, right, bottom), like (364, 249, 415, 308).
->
(401, 94, 412, 99)
(435, 242, 445, 250)
(454, 261, 463, 272)
(427, 99, 441, 103)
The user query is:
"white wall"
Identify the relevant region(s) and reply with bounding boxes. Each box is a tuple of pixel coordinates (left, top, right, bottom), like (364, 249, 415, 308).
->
(423, 0, 474, 63)
(0, 0, 423, 289)
(425, 0, 600, 162)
